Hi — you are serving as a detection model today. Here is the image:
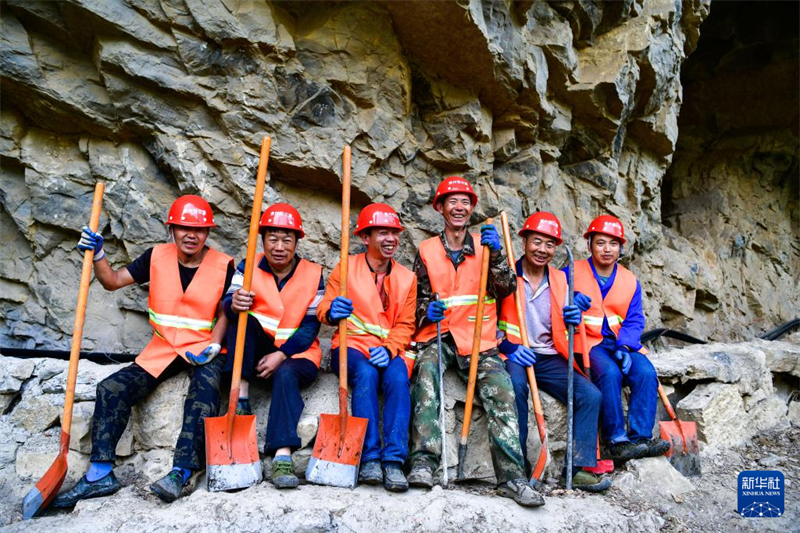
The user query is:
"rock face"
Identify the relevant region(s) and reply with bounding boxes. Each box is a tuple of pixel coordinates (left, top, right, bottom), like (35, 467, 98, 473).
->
(3, 0, 794, 355)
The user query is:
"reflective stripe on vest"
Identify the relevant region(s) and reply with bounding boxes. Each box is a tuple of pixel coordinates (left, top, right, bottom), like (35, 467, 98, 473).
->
(148, 309, 215, 331)
(347, 313, 390, 339)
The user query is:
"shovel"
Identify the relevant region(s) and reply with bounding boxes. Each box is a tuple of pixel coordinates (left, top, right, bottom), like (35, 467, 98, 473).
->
(22, 183, 105, 520)
(456, 217, 492, 480)
(305, 145, 368, 488)
(434, 293, 449, 487)
(658, 383, 701, 477)
(564, 245, 576, 490)
(204, 136, 271, 492)
(499, 213, 549, 484)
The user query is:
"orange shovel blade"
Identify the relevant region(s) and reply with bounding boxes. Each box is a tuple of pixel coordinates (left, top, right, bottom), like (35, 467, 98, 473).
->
(21, 430, 69, 519)
(305, 413, 368, 488)
(204, 413, 263, 492)
(660, 420, 701, 477)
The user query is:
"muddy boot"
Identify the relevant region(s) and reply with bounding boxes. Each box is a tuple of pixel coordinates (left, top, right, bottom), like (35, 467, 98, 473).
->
(52, 473, 121, 508)
(609, 441, 648, 462)
(407, 464, 434, 489)
(236, 398, 252, 416)
(358, 460, 383, 485)
(497, 478, 546, 508)
(563, 470, 612, 493)
(150, 470, 185, 503)
(383, 463, 409, 493)
(271, 458, 299, 489)
(637, 438, 672, 458)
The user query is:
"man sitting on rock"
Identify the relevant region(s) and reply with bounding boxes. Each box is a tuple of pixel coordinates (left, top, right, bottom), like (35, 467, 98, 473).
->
(223, 203, 324, 489)
(317, 203, 417, 492)
(565, 215, 670, 461)
(408, 177, 543, 508)
(497, 212, 610, 491)
(55, 195, 234, 506)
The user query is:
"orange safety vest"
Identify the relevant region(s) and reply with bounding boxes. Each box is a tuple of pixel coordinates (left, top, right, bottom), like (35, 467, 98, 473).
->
(137, 243, 232, 378)
(413, 235, 498, 356)
(332, 254, 417, 377)
(572, 259, 645, 355)
(247, 254, 323, 368)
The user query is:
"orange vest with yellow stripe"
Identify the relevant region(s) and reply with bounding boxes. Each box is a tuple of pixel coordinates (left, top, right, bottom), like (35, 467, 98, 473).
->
(137, 243, 232, 378)
(247, 254, 323, 368)
(413, 235, 498, 356)
(332, 254, 417, 377)
(573, 259, 642, 354)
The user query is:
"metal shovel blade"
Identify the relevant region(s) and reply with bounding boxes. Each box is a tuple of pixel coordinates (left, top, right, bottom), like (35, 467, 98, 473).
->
(21, 430, 70, 519)
(305, 413, 368, 488)
(204, 413, 263, 492)
(660, 420, 701, 477)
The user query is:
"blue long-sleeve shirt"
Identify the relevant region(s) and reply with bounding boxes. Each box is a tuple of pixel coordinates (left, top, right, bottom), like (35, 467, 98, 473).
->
(223, 256, 324, 357)
(562, 258, 645, 352)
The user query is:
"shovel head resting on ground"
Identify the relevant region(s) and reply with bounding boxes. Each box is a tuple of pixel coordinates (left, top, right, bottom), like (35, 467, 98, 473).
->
(306, 412, 368, 488)
(204, 413, 263, 492)
(660, 420, 701, 477)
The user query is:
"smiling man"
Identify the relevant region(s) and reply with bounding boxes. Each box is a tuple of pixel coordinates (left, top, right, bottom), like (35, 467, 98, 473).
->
(407, 177, 543, 508)
(317, 203, 417, 492)
(223, 203, 324, 490)
(54, 195, 234, 507)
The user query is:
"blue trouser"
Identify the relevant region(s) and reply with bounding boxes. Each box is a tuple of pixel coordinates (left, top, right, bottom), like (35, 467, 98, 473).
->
(506, 354, 602, 470)
(225, 314, 319, 454)
(589, 337, 658, 444)
(331, 347, 410, 464)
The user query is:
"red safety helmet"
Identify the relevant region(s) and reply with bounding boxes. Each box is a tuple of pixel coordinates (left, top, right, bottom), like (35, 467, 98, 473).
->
(583, 215, 625, 244)
(432, 176, 478, 208)
(355, 203, 404, 235)
(165, 195, 216, 227)
(519, 212, 563, 245)
(259, 203, 305, 238)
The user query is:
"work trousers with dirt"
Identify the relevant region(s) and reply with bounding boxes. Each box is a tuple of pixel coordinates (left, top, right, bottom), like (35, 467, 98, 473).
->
(224, 315, 318, 455)
(90, 355, 225, 471)
(409, 334, 526, 484)
(506, 355, 602, 472)
(331, 347, 410, 465)
(590, 337, 658, 444)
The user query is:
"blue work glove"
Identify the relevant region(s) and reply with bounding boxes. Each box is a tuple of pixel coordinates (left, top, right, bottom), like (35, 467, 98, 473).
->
(480, 224, 501, 252)
(508, 345, 537, 367)
(427, 300, 446, 322)
(368, 346, 391, 368)
(329, 296, 354, 322)
(78, 226, 105, 262)
(574, 292, 592, 312)
(563, 304, 582, 326)
(185, 343, 221, 366)
(615, 349, 632, 376)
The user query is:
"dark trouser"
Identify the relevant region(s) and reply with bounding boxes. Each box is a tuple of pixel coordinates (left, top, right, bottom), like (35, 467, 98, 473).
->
(590, 337, 658, 444)
(225, 314, 318, 455)
(91, 355, 225, 471)
(331, 347, 410, 465)
(506, 354, 602, 470)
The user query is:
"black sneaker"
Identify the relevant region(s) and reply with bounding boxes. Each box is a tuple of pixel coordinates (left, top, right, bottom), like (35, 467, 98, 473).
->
(52, 473, 121, 508)
(383, 463, 409, 492)
(358, 460, 383, 485)
(407, 464, 434, 489)
(637, 438, 672, 458)
(150, 470, 185, 503)
(497, 478, 546, 507)
(609, 441, 648, 462)
(236, 398, 252, 416)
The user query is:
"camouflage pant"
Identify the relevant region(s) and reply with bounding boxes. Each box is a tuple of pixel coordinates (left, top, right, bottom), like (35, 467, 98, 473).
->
(91, 355, 225, 471)
(409, 334, 526, 484)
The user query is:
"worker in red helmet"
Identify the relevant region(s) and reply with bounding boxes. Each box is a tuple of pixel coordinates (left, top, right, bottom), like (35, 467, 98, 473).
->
(55, 195, 235, 507)
(497, 212, 609, 492)
(407, 177, 543, 508)
(223, 203, 324, 490)
(564, 215, 670, 462)
(317, 203, 417, 492)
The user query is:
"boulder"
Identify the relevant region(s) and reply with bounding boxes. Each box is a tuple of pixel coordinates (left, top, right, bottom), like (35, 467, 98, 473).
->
(131, 373, 190, 450)
(616, 456, 695, 500)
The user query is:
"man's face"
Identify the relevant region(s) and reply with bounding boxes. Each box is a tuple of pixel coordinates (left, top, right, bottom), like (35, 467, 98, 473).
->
(523, 231, 557, 268)
(360, 228, 401, 260)
(172, 225, 209, 257)
(589, 233, 621, 267)
(435, 193, 474, 231)
(262, 229, 297, 270)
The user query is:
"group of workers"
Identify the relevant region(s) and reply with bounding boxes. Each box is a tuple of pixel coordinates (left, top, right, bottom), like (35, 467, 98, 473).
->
(53, 176, 669, 510)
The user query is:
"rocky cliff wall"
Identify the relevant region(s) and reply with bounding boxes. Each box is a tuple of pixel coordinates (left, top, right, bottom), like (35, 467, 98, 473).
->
(0, 0, 796, 353)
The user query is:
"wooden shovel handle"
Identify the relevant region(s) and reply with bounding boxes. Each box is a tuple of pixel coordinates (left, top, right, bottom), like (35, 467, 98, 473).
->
(228, 136, 271, 415)
(62, 183, 105, 434)
(460, 218, 492, 444)
(658, 382, 678, 421)
(338, 146, 352, 419)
